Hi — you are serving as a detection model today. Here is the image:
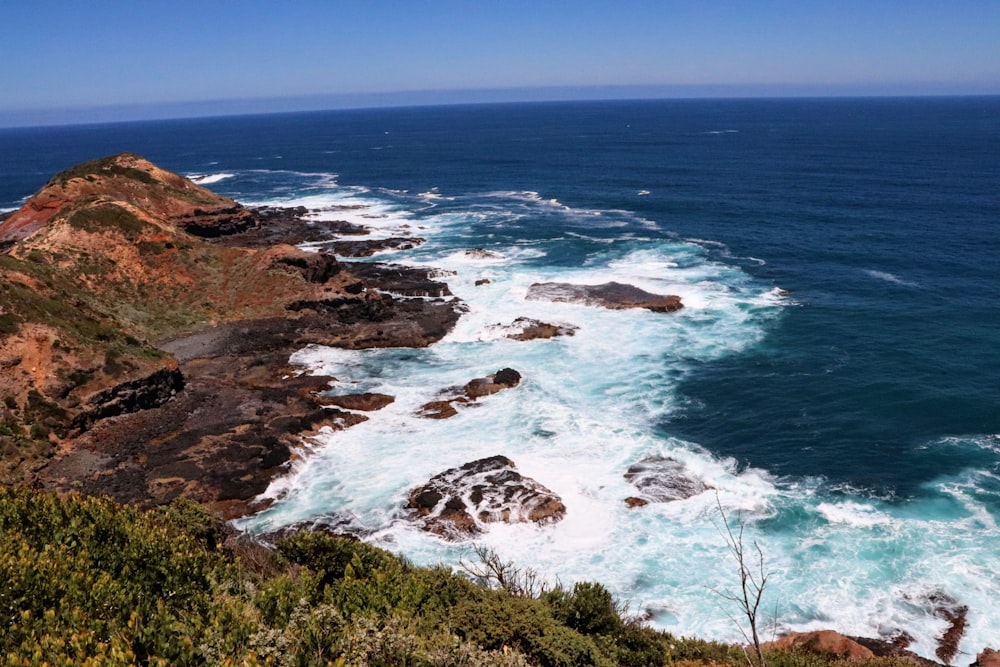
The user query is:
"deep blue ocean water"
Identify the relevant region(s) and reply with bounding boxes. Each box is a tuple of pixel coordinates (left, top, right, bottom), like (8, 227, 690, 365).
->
(2, 98, 998, 655)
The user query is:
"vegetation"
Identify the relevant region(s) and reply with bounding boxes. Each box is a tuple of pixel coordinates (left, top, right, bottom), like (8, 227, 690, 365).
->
(0, 488, 927, 667)
(67, 200, 150, 239)
(50, 153, 160, 187)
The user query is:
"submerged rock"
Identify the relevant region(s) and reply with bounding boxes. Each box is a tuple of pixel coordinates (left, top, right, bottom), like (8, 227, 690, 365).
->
(489, 317, 578, 341)
(526, 281, 682, 313)
(463, 248, 504, 260)
(406, 455, 565, 538)
(623, 456, 711, 503)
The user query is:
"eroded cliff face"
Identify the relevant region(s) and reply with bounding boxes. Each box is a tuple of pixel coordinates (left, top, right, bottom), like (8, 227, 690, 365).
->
(0, 154, 462, 512)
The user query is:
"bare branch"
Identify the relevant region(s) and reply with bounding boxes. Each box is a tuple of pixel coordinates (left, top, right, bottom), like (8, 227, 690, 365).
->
(711, 493, 771, 667)
(459, 544, 548, 598)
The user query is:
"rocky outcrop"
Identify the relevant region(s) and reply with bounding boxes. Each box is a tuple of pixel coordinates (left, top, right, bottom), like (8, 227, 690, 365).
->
(169, 204, 256, 237)
(0, 154, 465, 513)
(623, 456, 711, 504)
(0, 153, 255, 242)
(344, 262, 453, 298)
(764, 631, 874, 661)
(526, 281, 682, 313)
(41, 354, 364, 519)
(974, 649, 1000, 667)
(70, 366, 185, 434)
(465, 368, 522, 398)
(264, 245, 342, 283)
(317, 392, 395, 412)
(406, 455, 565, 538)
(417, 368, 522, 419)
(923, 591, 968, 665)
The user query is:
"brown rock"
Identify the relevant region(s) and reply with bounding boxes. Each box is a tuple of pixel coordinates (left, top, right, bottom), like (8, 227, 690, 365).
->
(765, 631, 874, 661)
(417, 400, 460, 420)
(318, 392, 395, 412)
(625, 497, 649, 508)
(419, 369, 522, 418)
(974, 649, 1000, 667)
(493, 317, 578, 341)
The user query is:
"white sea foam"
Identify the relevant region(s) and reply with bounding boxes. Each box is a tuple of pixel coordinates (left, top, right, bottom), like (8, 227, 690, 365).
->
(231, 173, 1000, 659)
(864, 269, 920, 288)
(816, 500, 891, 527)
(188, 172, 235, 185)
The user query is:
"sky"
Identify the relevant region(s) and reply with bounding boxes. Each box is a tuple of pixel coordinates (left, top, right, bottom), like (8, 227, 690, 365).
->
(1, 0, 999, 127)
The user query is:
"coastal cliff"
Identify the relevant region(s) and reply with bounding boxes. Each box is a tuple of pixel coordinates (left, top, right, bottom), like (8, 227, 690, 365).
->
(0, 153, 461, 516)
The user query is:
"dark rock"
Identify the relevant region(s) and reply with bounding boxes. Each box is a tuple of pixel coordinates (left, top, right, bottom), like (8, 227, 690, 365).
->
(171, 204, 257, 238)
(464, 248, 504, 260)
(475, 278, 492, 286)
(624, 456, 711, 502)
(625, 497, 649, 508)
(213, 206, 372, 247)
(406, 455, 565, 538)
(70, 366, 185, 434)
(330, 237, 425, 257)
(268, 246, 341, 283)
(493, 368, 521, 386)
(344, 262, 453, 298)
(527, 281, 683, 313)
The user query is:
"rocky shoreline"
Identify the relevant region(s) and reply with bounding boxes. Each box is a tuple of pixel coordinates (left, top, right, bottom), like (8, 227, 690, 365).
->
(29, 205, 464, 519)
(1, 154, 989, 663)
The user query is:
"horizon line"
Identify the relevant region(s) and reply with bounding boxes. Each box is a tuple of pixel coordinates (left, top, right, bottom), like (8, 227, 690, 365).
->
(2, 83, 999, 130)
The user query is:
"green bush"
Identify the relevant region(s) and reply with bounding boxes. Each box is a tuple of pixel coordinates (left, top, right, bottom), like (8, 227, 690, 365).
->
(0, 487, 887, 667)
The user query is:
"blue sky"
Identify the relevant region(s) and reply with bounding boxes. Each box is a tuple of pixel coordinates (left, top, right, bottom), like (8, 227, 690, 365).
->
(1, 0, 998, 126)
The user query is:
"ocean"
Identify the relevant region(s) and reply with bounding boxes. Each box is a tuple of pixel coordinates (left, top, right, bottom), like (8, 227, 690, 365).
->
(2, 97, 998, 658)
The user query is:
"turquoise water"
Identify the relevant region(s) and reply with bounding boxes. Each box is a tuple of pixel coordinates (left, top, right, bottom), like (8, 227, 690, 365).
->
(2, 98, 998, 656)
